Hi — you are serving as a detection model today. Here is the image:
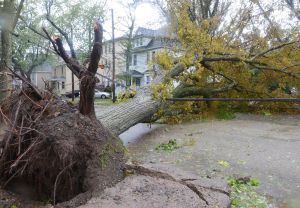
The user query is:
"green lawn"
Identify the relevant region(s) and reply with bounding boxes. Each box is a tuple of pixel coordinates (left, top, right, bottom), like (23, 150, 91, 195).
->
(94, 98, 115, 106)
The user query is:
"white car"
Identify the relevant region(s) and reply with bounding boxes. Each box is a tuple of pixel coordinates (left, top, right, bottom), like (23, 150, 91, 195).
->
(95, 90, 110, 99)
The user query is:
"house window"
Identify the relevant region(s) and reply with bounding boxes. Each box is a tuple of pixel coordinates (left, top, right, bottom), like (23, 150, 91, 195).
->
(133, 54, 137, 66)
(128, 54, 132, 66)
(105, 45, 107, 54)
(61, 66, 64, 76)
(135, 78, 141, 86)
(146, 76, 151, 84)
(62, 82, 65, 89)
(152, 51, 156, 61)
(51, 81, 56, 89)
(146, 52, 150, 63)
(108, 44, 112, 53)
(139, 38, 143, 46)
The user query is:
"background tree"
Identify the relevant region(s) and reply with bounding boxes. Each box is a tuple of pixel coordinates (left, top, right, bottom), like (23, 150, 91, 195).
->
(285, 0, 300, 20)
(12, 8, 53, 80)
(0, 0, 25, 100)
(44, 0, 106, 61)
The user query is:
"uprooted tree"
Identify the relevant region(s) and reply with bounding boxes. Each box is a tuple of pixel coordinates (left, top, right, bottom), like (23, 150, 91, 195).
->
(1, 0, 300, 206)
(0, 21, 125, 206)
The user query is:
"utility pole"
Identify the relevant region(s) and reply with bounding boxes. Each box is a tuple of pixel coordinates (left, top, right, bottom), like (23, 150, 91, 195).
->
(72, 73, 74, 101)
(71, 27, 75, 101)
(111, 9, 116, 103)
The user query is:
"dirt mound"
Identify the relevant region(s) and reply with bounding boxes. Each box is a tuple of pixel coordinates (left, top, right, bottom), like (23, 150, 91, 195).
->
(0, 89, 125, 205)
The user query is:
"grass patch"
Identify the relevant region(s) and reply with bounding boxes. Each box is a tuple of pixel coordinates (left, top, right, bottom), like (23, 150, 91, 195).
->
(94, 98, 115, 106)
(227, 176, 269, 208)
(155, 138, 198, 152)
(155, 139, 180, 152)
(216, 109, 236, 120)
(182, 138, 197, 147)
(218, 160, 230, 168)
(214, 102, 236, 120)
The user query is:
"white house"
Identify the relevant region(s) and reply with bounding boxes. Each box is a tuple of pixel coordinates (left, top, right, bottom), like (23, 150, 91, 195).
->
(30, 61, 80, 95)
(129, 26, 175, 87)
(99, 26, 175, 90)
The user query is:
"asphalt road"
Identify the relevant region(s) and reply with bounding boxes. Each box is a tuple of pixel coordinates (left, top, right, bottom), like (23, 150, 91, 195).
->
(121, 114, 300, 207)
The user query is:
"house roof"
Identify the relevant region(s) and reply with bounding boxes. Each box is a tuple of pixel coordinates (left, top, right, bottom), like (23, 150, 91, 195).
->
(32, 62, 54, 73)
(131, 26, 177, 52)
(103, 36, 128, 43)
(135, 27, 168, 38)
(133, 38, 176, 52)
(131, 70, 144, 77)
(117, 70, 144, 78)
(49, 77, 65, 82)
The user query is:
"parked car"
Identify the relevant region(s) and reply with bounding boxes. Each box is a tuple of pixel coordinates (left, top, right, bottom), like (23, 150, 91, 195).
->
(64, 90, 80, 98)
(95, 90, 110, 99)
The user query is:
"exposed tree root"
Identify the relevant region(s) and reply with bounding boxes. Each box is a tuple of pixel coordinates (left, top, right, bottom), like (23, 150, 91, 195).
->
(0, 88, 125, 205)
(124, 163, 230, 206)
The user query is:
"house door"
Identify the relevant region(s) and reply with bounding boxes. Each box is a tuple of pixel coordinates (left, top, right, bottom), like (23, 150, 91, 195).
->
(135, 78, 141, 86)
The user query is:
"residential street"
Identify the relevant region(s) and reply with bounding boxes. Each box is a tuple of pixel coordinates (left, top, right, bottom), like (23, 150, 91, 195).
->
(119, 114, 300, 207)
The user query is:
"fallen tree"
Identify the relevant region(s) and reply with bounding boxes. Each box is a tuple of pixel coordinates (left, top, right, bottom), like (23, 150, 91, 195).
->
(0, 21, 125, 206)
(96, 68, 165, 135)
(1, 3, 300, 206)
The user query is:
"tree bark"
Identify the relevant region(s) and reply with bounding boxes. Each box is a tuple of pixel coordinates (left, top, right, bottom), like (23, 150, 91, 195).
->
(79, 22, 103, 117)
(0, 0, 25, 100)
(0, 29, 12, 100)
(0, 0, 14, 100)
(96, 66, 166, 135)
(96, 89, 160, 136)
(48, 21, 103, 118)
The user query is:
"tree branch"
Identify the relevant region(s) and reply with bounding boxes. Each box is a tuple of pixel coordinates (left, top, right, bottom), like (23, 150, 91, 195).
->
(87, 20, 103, 74)
(42, 28, 60, 56)
(250, 40, 300, 61)
(12, 0, 25, 30)
(202, 56, 242, 62)
(172, 82, 236, 98)
(19, 16, 48, 39)
(248, 63, 300, 79)
(53, 36, 82, 78)
(201, 61, 238, 84)
(168, 63, 186, 78)
(6, 66, 42, 100)
(202, 56, 300, 79)
(46, 16, 77, 59)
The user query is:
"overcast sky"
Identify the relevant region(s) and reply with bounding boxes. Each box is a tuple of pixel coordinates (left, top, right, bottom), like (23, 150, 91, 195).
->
(101, 0, 298, 40)
(103, 1, 165, 40)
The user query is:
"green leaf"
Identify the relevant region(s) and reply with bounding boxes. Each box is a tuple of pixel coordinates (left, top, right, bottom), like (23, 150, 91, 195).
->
(218, 160, 230, 168)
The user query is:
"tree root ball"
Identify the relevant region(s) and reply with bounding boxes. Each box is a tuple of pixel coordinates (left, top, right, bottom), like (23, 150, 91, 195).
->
(0, 90, 125, 205)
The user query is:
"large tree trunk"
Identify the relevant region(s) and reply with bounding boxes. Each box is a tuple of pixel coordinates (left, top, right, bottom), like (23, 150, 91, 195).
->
(97, 68, 165, 135)
(97, 88, 160, 136)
